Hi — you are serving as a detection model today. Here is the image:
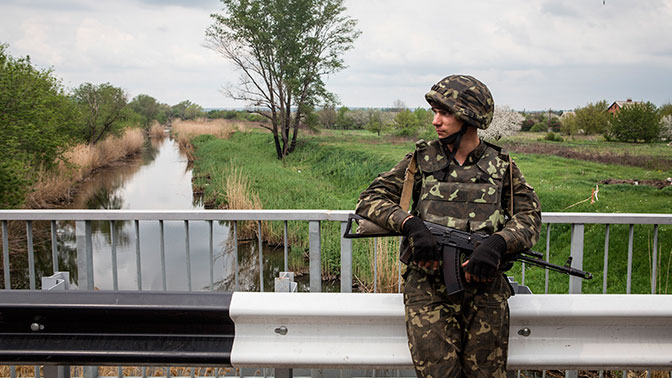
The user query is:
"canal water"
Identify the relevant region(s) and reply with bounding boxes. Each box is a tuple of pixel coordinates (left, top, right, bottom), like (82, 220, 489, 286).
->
(59, 134, 288, 292)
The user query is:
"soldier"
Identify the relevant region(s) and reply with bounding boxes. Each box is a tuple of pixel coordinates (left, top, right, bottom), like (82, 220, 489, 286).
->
(355, 75, 541, 377)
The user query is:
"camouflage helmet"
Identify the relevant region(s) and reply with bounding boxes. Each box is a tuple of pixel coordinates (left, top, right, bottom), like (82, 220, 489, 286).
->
(425, 75, 494, 129)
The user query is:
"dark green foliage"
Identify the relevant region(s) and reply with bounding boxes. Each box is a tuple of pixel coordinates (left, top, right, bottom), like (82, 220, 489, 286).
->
(573, 100, 610, 135)
(543, 132, 563, 142)
(0, 43, 80, 207)
(129, 94, 161, 128)
(608, 102, 661, 142)
(392, 107, 433, 138)
(521, 117, 535, 132)
(71, 82, 129, 144)
(171, 100, 204, 120)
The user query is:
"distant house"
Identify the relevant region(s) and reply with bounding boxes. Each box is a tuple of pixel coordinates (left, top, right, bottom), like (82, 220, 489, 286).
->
(560, 110, 575, 119)
(607, 99, 642, 115)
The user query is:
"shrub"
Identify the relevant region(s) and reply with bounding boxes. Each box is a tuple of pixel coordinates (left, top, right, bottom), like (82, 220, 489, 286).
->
(543, 132, 563, 142)
(607, 101, 660, 142)
(573, 100, 610, 135)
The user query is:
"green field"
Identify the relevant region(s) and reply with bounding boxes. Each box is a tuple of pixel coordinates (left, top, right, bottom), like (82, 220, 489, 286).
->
(191, 130, 672, 294)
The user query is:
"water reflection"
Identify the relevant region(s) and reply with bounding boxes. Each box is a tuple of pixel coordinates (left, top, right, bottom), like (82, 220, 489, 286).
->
(52, 134, 290, 292)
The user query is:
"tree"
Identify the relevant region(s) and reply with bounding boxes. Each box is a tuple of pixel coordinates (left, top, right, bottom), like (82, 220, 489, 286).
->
(573, 100, 610, 135)
(559, 113, 579, 136)
(317, 106, 337, 129)
(479, 106, 524, 141)
(365, 109, 385, 135)
(129, 94, 160, 129)
(659, 103, 672, 118)
(392, 109, 419, 137)
(171, 100, 194, 119)
(607, 101, 661, 143)
(206, 0, 360, 159)
(334, 106, 354, 129)
(184, 103, 204, 120)
(660, 115, 672, 141)
(0, 43, 79, 207)
(392, 99, 406, 112)
(72, 82, 128, 144)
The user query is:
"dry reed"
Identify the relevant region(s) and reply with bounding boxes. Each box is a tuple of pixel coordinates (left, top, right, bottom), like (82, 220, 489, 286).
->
(218, 165, 274, 242)
(25, 128, 145, 208)
(357, 237, 402, 293)
(170, 118, 262, 161)
(149, 120, 166, 139)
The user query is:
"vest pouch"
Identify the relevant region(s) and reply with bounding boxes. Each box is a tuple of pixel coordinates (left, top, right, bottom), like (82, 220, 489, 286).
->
(417, 180, 502, 234)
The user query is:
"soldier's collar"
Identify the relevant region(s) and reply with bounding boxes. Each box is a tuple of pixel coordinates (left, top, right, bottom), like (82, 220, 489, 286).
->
(467, 139, 488, 162)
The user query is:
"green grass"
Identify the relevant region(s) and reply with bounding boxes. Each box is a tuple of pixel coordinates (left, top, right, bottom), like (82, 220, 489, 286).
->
(191, 130, 672, 293)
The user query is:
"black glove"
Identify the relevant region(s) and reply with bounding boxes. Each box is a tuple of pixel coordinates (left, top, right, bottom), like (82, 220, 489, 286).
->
(463, 234, 506, 280)
(402, 216, 439, 262)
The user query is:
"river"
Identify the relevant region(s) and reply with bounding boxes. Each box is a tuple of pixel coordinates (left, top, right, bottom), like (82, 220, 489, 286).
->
(57, 133, 288, 292)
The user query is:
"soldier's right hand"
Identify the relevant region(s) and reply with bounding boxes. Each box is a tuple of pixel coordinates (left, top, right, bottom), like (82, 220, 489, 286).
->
(402, 216, 439, 266)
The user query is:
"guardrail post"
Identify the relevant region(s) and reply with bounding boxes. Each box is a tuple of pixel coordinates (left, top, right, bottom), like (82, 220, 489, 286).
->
(75, 221, 95, 291)
(75, 222, 98, 378)
(42, 272, 70, 378)
(568, 223, 584, 294)
(566, 224, 584, 378)
(309, 221, 321, 293)
(275, 272, 296, 378)
(340, 222, 352, 293)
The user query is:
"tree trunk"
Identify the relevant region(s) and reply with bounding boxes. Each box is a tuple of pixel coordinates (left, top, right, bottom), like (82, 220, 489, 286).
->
(271, 125, 283, 160)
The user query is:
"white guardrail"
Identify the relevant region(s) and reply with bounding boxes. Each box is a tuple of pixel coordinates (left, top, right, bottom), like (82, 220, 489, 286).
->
(229, 292, 672, 371)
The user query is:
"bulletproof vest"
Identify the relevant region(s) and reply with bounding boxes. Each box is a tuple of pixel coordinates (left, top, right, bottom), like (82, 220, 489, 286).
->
(413, 139, 508, 235)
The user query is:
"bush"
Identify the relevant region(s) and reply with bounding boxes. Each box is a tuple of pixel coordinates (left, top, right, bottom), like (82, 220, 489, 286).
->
(521, 117, 535, 132)
(0, 43, 80, 207)
(543, 132, 563, 142)
(559, 113, 578, 135)
(607, 101, 660, 142)
(573, 100, 610, 135)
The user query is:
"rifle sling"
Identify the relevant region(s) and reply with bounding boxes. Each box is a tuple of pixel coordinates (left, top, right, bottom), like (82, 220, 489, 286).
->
(399, 153, 417, 212)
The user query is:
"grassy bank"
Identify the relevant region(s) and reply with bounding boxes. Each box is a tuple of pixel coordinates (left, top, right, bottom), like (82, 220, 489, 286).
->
(190, 129, 672, 293)
(25, 128, 146, 208)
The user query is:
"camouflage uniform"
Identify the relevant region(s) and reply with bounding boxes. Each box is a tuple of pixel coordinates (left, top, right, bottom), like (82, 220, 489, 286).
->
(355, 75, 541, 377)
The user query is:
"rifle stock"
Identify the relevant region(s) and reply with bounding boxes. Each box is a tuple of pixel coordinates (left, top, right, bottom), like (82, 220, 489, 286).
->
(344, 214, 592, 294)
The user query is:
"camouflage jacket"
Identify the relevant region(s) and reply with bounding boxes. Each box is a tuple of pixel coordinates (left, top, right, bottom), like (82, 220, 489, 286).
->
(355, 139, 541, 260)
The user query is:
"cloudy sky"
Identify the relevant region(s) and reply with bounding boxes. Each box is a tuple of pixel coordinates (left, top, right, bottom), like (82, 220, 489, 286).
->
(1, 0, 671, 111)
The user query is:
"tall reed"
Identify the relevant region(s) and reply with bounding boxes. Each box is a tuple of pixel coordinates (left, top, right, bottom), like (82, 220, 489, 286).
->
(356, 237, 401, 293)
(25, 128, 145, 208)
(216, 164, 279, 243)
(149, 120, 166, 139)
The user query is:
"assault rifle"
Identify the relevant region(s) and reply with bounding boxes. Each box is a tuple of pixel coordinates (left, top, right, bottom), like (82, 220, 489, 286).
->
(343, 214, 592, 294)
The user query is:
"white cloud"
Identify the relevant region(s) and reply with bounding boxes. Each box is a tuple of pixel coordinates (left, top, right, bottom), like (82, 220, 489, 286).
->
(1, 0, 671, 110)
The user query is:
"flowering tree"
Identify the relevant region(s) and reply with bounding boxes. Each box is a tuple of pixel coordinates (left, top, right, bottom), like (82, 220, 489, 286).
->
(660, 115, 672, 141)
(479, 105, 524, 141)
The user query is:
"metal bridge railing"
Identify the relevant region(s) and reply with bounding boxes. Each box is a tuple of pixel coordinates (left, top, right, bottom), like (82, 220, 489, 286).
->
(1, 210, 670, 295)
(0, 210, 671, 378)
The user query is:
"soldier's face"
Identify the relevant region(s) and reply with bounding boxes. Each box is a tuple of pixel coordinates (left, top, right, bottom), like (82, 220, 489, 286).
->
(431, 107, 464, 138)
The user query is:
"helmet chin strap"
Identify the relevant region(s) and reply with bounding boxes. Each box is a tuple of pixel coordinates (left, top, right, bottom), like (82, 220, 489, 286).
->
(435, 123, 469, 181)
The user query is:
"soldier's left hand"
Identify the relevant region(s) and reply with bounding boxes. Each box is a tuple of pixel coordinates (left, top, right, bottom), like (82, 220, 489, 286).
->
(462, 234, 506, 282)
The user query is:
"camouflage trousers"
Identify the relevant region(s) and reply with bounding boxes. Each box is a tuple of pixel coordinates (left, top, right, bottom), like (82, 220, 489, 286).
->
(403, 267, 511, 378)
